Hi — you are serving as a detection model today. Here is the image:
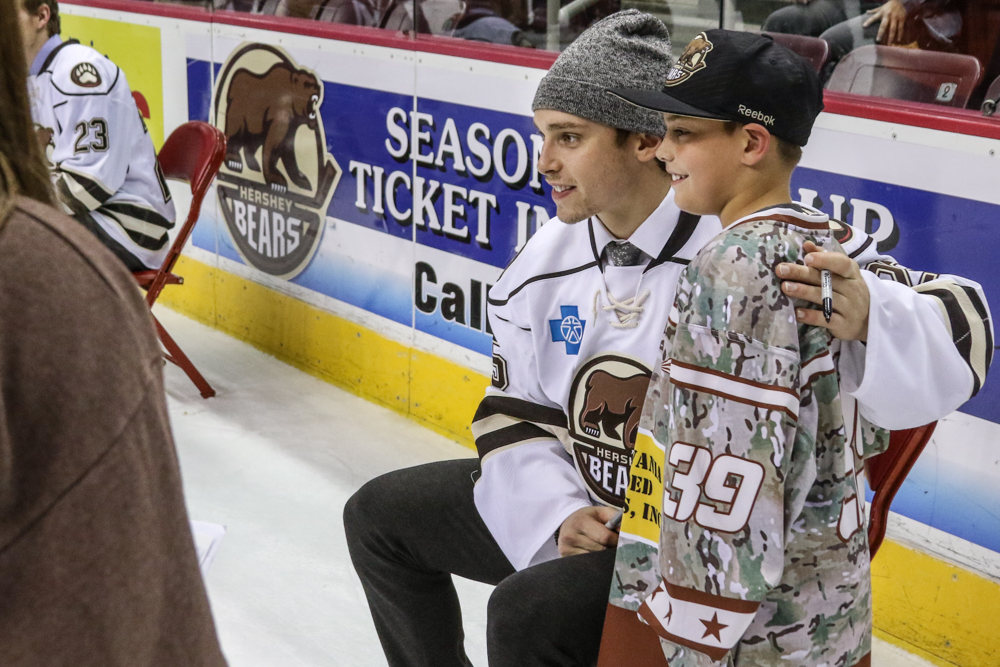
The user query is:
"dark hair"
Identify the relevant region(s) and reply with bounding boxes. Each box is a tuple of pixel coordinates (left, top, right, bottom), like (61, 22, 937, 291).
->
(774, 137, 802, 166)
(615, 128, 668, 173)
(722, 121, 802, 166)
(0, 0, 56, 210)
(23, 0, 61, 38)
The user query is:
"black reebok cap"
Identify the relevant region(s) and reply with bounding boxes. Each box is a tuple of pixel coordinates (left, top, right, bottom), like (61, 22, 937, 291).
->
(609, 30, 824, 146)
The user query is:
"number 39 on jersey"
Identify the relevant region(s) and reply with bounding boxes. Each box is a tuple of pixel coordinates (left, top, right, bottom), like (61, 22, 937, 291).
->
(662, 441, 765, 533)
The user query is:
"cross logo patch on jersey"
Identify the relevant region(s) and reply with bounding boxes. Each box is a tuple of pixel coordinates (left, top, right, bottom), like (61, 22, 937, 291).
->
(549, 306, 586, 355)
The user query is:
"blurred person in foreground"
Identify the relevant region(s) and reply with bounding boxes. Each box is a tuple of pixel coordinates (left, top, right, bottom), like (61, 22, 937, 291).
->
(0, 2, 228, 664)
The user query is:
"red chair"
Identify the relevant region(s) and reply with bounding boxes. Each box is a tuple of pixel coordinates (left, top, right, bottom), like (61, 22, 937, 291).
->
(134, 121, 226, 399)
(595, 424, 937, 664)
(982, 74, 1000, 115)
(765, 32, 831, 73)
(827, 45, 982, 108)
(866, 422, 937, 557)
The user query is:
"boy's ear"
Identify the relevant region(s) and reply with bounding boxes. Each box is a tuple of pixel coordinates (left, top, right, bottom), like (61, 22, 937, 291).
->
(740, 124, 772, 167)
(634, 133, 663, 164)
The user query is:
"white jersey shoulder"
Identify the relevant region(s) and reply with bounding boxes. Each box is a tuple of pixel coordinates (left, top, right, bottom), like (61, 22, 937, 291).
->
(489, 217, 596, 305)
(45, 43, 121, 97)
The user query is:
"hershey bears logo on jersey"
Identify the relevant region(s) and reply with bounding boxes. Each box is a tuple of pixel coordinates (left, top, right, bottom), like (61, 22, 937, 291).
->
(213, 43, 341, 279)
(70, 62, 102, 88)
(664, 33, 713, 87)
(567, 354, 652, 507)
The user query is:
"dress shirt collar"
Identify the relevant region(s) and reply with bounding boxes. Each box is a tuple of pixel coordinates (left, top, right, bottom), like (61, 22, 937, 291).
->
(31, 35, 62, 76)
(591, 189, 680, 264)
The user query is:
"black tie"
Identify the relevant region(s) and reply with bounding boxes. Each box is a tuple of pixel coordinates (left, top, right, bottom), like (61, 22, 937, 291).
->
(604, 241, 644, 267)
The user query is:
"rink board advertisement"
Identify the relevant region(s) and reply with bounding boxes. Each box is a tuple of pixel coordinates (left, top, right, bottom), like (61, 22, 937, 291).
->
(61, 3, 1000, 565)
(185, 31, 550, 359)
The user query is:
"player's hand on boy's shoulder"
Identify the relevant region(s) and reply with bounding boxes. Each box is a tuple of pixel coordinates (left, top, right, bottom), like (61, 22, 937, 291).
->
(777, 241, 871, 342)
(557, 506, 620, 557)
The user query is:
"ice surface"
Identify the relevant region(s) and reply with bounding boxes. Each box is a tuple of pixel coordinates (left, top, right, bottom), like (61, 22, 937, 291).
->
(157, 306, 935, 667)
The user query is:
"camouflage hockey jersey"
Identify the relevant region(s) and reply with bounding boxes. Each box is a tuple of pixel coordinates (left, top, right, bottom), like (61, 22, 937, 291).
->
(612, 204, 875, 667)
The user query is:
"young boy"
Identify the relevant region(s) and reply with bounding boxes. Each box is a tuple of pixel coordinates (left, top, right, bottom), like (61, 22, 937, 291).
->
(610, 30, 873, 666)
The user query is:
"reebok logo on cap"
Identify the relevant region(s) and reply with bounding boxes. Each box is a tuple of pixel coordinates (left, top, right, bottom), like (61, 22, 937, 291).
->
(664, 33, 713, 87)
(738, 105, 775, 126)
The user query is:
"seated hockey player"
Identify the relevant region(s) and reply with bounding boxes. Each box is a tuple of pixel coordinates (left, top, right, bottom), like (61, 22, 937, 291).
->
(18, 0, 175, 271)
(344, 12, 991, 667)
(608, 30, 899, 665)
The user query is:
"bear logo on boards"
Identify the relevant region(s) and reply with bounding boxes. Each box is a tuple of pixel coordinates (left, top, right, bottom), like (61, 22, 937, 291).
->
(566, 354, 652, 507)
(212, 43, 341, 279)
(70, 62, 102, 88)
(663, 33, 713, 87)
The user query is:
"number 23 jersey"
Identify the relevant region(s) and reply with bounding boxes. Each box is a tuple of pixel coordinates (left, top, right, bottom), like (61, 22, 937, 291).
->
(29, 39, 175, 269)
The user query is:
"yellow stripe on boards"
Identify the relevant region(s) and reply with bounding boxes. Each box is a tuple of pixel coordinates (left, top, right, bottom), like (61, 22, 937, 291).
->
(156, 255, 487, 446)
(872, 539, 1000, 666)
(160, 254, 1000, 667)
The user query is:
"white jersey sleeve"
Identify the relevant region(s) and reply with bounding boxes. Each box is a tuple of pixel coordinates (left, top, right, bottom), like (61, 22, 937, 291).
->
(837, 226, 993, 429)
(472, 297, 592, 570)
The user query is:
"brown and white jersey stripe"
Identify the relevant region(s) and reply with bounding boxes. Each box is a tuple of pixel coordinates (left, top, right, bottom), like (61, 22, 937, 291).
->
(841, 248, 993, 398)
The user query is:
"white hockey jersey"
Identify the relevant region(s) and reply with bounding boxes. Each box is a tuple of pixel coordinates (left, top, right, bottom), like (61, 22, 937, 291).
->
(29, 39, 175, 270)
(472, 190, 992, 570)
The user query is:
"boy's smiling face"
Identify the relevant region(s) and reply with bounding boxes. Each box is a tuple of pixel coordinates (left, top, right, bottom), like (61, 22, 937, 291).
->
(656, 114, 744, 217)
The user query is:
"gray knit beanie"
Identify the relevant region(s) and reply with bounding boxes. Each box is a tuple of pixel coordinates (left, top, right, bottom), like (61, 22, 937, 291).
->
(532, 10, 672, 136)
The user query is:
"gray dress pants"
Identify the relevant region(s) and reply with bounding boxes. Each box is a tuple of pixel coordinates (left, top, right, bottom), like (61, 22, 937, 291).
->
(344, 458, 616, 667)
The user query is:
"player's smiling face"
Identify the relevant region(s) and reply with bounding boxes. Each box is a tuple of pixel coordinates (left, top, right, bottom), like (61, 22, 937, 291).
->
(656, 114, 742, 217)
(533, 110, 654, 225)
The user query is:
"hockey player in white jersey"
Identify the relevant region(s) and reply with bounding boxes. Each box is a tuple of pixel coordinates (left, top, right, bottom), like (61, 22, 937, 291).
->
(19, 0, 175, 271)
(344, 11, 993, 667)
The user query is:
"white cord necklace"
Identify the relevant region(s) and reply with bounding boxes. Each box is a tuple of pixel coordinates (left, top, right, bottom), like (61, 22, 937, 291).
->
(593, 267, 651, 329)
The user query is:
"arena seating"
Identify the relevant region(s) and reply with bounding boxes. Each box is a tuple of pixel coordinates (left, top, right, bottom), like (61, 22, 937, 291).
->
(764, 31, 830, 73)
(827, 45, 982, 108)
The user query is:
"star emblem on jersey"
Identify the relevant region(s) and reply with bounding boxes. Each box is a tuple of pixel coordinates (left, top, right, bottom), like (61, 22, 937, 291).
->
(549, 306, 586, 355)
(70, 62, 102, 88)
(700, 613, 728, 641)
